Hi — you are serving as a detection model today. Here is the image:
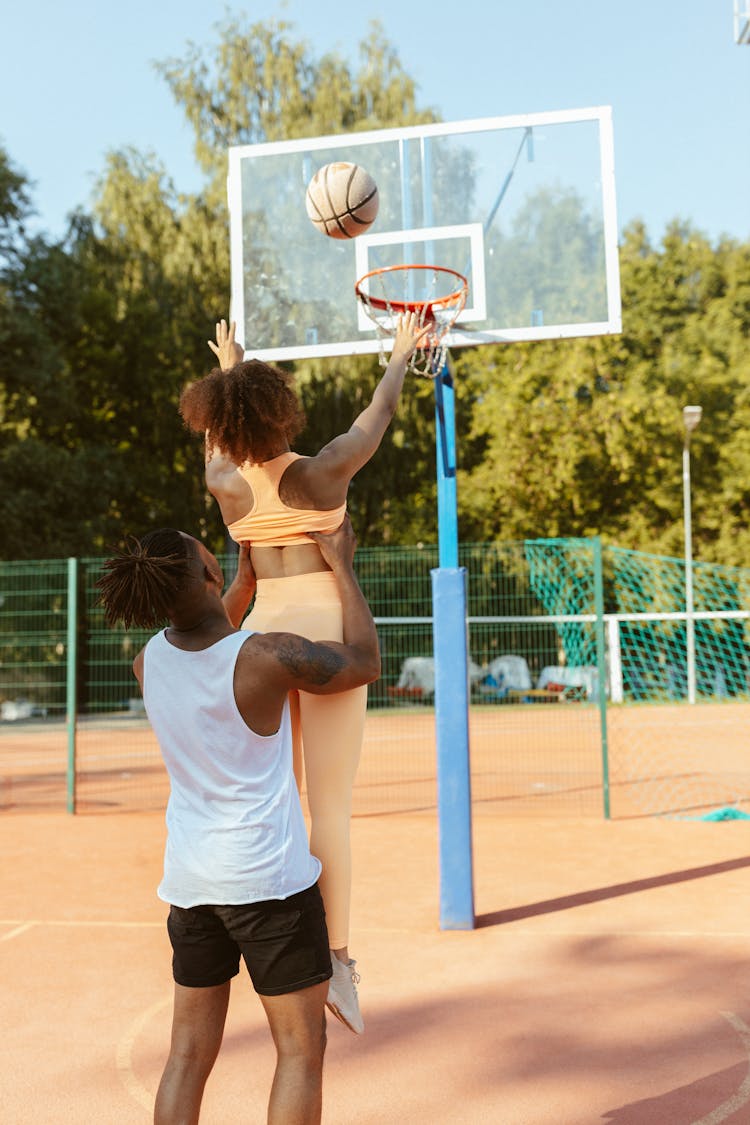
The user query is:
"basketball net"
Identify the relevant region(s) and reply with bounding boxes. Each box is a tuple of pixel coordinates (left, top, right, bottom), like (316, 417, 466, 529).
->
(355, 264, 468, 376)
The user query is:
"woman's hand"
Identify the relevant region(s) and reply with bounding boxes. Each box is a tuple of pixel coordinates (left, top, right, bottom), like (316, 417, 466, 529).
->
(208, 319, 245, 371)
(390, 311, 433, 370)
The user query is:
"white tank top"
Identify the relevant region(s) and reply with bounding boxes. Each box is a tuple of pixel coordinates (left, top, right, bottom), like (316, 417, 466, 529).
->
(142, 629, 321, 907)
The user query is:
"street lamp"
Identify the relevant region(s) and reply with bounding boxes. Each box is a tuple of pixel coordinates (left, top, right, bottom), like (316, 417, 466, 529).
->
(683, 405, 702, 704)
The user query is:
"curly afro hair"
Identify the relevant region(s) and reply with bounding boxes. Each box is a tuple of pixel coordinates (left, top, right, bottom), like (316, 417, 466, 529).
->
(179, 359, 306, 465)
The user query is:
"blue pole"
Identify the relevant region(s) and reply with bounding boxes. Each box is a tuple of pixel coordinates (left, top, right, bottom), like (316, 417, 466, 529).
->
(433, 367, 459, 569)
(432, 359, 475, 929)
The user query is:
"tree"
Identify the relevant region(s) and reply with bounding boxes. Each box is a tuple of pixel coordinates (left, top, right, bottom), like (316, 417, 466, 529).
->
(155, 17, 434, 178)
(2, 19, 749, 565)
(455, 220, 750, 565)
(0, 145, 31, 260)
(86, 15, 440, 552)
(0, 18, 440, 558)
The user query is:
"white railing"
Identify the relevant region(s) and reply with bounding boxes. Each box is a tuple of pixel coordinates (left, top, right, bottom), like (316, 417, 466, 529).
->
(376, 610, 750, 704)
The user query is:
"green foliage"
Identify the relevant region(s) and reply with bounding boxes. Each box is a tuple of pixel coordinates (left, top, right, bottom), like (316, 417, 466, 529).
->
(456, 220, 750, 565)
(0, 145, 31, 260)
(0, 18, 437, 559)
(294, 356, 439, 544)
(0, 209, 211, 557)
(488, 186, 608, 326)
(0, 18, 748, 564)
(156, 16, 435, 178)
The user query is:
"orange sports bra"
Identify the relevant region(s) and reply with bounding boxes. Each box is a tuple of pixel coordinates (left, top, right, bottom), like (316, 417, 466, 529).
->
(226, 452, 347, 547)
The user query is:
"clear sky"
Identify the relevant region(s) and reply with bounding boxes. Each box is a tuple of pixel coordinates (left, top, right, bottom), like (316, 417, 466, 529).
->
(2, 0, 748, 245)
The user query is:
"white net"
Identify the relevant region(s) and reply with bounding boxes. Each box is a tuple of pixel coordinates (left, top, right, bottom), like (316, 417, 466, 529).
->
(355, 265, 468, 376)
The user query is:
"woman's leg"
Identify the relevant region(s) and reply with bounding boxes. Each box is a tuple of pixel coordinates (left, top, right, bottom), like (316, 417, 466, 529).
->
(241, 581, 306, 793)
(298, 686, 368, 952)
(299, 685, 368, 1033)
(241, 573, 368, 1029)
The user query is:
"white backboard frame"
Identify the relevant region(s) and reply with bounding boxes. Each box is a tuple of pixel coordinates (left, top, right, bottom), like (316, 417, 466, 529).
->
(228, 106, 621, 362)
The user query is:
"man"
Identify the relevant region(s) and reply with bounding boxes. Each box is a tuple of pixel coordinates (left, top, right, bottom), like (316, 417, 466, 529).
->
(97, 517, 379, 1125)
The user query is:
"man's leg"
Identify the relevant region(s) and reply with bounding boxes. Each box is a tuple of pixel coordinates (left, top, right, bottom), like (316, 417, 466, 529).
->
(154, 980, 230, 1125)
(260, 981, 328, 1125)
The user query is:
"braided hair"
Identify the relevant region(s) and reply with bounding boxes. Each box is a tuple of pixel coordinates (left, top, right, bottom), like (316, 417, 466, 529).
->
(179, 359, 305, 464)
(96, 529, 192, 629)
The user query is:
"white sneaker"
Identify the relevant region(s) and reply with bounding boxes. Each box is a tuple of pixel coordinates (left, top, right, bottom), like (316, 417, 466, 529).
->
(326, 954, 364, 1034)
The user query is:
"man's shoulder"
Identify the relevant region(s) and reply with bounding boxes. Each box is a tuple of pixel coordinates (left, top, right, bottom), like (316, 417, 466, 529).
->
(236, 629, 285, 659)
(236, 629, 320, 674)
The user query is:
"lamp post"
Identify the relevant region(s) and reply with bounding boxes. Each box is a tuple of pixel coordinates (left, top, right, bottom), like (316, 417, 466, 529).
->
(683, 405, 702, 704)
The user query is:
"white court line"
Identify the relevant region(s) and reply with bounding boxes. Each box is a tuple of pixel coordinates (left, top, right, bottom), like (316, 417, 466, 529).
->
(5, 914, 750, 1120)
(691, 1013, 750, 1125)
(116, 993, 172, 1114)
(3, 918, 750, 939)
(355, 926, 750, 939)
(0, 921, 37, 941)
(0, 918, 162, 929)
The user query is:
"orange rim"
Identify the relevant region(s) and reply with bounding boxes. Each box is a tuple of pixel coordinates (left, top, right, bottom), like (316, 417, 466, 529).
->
(354, 264, 468, 318)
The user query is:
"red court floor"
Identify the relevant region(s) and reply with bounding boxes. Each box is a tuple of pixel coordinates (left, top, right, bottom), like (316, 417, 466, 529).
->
(2, 811, 750, 1123)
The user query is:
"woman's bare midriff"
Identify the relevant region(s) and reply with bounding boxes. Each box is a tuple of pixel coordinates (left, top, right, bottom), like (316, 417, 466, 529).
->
(250, 541, 332, 579)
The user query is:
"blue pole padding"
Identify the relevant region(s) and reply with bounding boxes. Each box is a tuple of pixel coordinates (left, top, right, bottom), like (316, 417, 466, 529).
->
(433, 363, 459, 569)
(431, 566, 475, 930)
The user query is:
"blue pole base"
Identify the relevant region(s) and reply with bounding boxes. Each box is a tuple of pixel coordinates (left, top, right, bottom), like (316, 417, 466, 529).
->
(431, 566, 475, 930)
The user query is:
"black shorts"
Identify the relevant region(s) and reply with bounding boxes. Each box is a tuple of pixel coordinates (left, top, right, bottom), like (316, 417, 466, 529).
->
(166, 882, 331, 996)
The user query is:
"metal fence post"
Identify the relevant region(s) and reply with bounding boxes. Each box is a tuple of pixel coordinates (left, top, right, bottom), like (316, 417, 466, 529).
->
(606, 616, 623, 703)
(593, 538, 610, 818)
(66, 557, 78, 814)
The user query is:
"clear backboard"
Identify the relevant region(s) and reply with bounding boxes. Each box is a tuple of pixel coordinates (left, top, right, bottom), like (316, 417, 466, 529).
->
(228, 106, 621, 362)
(736, 0, 750, 42)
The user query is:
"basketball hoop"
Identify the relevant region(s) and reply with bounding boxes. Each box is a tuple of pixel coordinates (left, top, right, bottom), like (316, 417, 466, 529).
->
(355, 264, 468, 375)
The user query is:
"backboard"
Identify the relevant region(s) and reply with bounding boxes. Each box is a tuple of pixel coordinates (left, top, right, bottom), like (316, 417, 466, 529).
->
(736, 0, 750, 42)
(227, 106, 621, 362)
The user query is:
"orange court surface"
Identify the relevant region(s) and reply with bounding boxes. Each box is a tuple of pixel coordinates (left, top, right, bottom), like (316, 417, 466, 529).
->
(4, 802, 750, 1122)
(4, 702, 750, 820)
(3, 702, 750, 1121)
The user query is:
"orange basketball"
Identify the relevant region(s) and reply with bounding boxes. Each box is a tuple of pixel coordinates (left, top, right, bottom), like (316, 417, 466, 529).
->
(305, 162, 379, 240)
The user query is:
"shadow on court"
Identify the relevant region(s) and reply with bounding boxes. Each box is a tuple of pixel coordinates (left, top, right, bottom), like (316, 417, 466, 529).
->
(601, 1061, 750, 1124)
(477, 854, 750, 928)
(192, 933, 750, 1124)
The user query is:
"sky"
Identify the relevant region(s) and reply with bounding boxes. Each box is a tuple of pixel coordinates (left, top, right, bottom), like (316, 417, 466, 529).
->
(1, 0, 748, 246)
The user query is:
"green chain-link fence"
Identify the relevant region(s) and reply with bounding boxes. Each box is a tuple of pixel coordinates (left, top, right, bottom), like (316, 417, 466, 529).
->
(1, 540, 748, 817)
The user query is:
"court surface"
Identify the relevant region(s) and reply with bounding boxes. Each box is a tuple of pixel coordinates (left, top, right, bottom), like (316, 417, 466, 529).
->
(3, 809, 750, 1123)
(4, 701, 750, 821)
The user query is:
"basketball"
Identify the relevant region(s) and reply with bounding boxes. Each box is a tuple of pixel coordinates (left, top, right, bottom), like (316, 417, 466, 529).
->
(305, 162, 379, 240)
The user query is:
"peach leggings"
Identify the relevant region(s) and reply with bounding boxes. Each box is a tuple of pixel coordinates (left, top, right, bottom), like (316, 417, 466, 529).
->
(241, 571, 368, 949)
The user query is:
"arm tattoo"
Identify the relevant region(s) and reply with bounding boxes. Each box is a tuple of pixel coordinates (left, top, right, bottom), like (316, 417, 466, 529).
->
(276, 635, 347, 685)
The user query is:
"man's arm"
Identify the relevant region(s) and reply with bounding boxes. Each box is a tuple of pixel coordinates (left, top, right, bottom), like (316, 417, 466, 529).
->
(258, 517, 379, 694)
(132, 648, 145, 691)
(251, 628, 377, 697)
(222, 544, 256, 628)
(233, 518, 380, 730)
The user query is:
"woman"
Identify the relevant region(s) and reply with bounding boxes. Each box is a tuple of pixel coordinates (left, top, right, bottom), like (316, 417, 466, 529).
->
(179, 313, 428, 1034)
